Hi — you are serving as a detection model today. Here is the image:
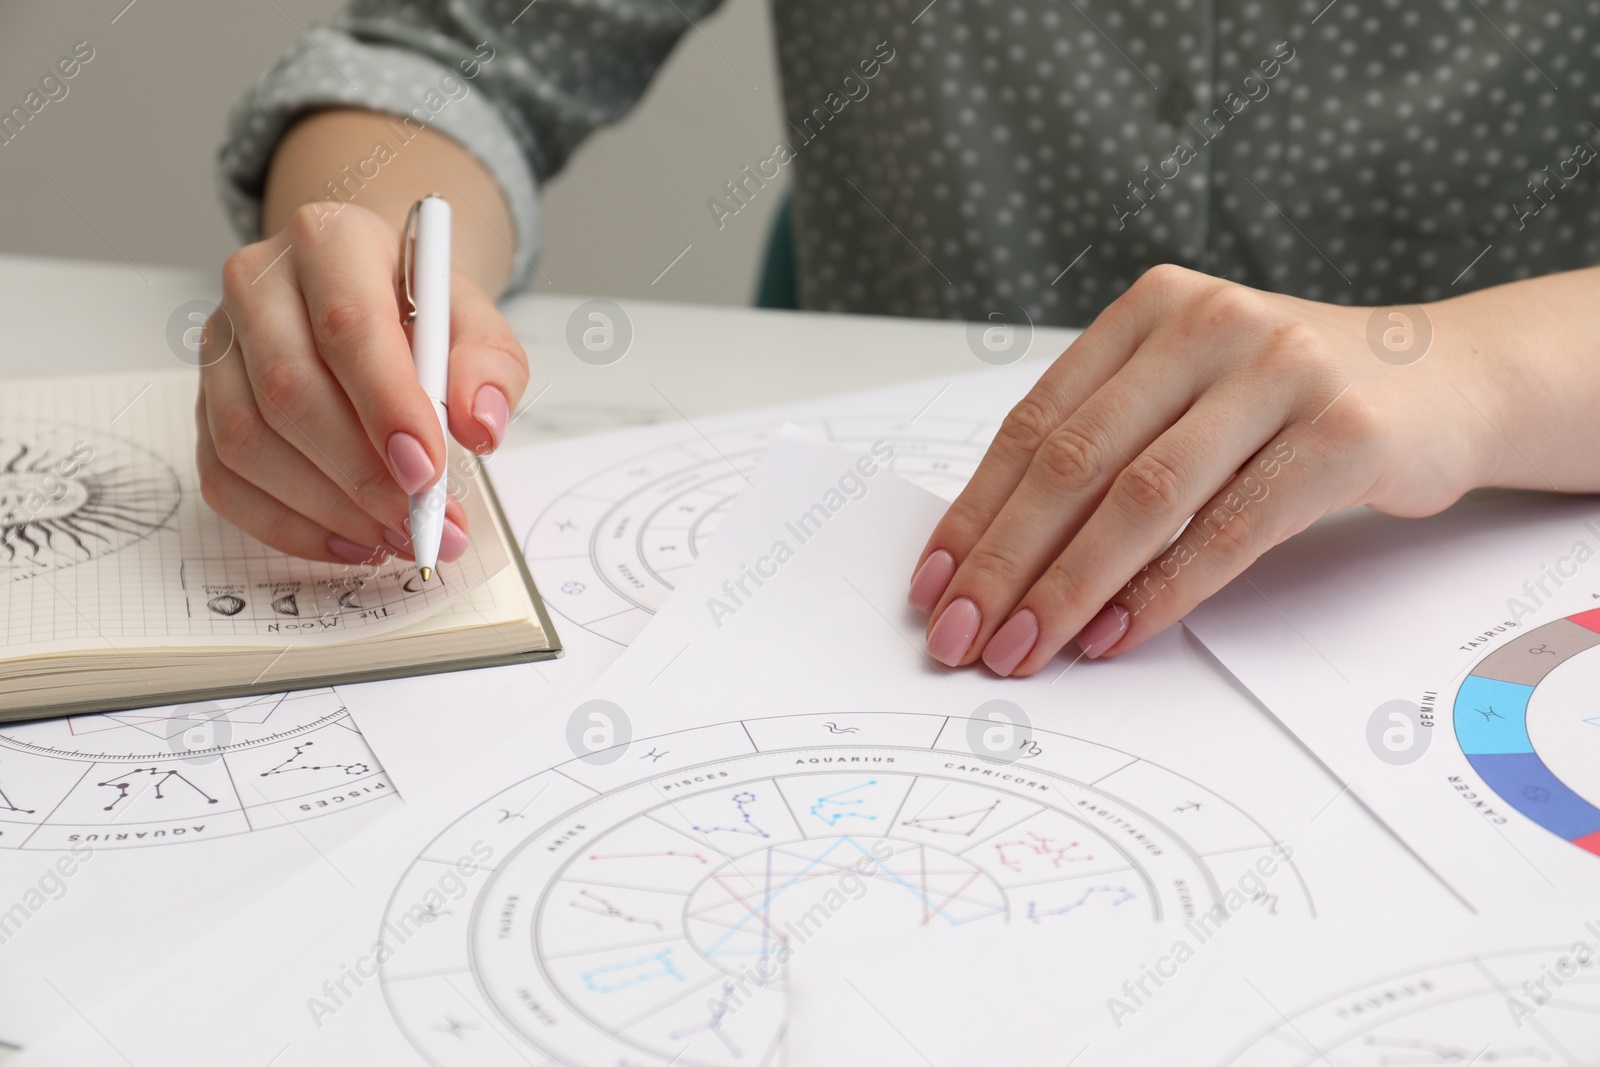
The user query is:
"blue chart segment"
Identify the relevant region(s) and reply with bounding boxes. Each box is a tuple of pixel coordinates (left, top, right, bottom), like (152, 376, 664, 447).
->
(379, 712, 1308, 1067)
(1453, 608, 1600, 857)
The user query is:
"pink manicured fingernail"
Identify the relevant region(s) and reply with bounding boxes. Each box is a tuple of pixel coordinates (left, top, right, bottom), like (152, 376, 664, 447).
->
(386, 432, 436, 495)
(384, 525, 412, 554)
(927, 597, 981, 666)
(328, 535, 382, 564)
(983, 609, 1038, 677)
(439, 517, 468, 562)
(473, 384, 509, 451)
(1077, 604, 1131, 660)
(909, 549, 956, 613)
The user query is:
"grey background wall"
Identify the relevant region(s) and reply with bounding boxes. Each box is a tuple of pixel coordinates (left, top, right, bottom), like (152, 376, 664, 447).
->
(0, 0, 785, 306)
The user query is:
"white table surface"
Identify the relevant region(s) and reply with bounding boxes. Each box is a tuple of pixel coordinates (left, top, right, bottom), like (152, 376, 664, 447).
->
(0, 252, 1075, 1061)
(0, 253, 1076, 447)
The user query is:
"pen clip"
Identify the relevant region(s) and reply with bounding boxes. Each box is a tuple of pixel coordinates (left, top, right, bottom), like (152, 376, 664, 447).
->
(400, 198, 423, 326)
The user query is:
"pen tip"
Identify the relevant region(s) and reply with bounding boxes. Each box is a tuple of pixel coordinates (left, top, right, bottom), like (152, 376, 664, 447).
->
(419, 567, 433, 582)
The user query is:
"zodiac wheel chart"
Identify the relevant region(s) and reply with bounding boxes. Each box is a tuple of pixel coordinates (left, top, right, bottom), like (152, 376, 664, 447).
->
(0, 422, 182, 581)
(1452, 606, 1600, 857)
(0, 688, 393, 849)
(1219, 946, 1600, 1065)
(379, 711, 1309, 1067)
(522, 415, 996, 646)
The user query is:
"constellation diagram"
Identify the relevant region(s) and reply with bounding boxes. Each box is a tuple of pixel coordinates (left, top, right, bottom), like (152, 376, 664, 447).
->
(993, 831, 1090, 872)
(1218, 947, 1600, 1066)
(0, 423, 181, 582)
(570, 888, 664, 930)
(0, 688, 394, 849)
(97, 767, 219, 811)
(900, 800, 1001, 837)
(379, 712, 1309, 1067)
(809, 781, 878, 826)
(689, 792, 770, 839)
(522, 415, 998, 645)
(258, 742, 371, 778)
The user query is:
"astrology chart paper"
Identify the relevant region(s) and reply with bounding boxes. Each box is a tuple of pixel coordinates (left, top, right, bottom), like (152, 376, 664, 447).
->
(0, 370, 505, 652)
(788, 915, 1600, 1066)
(1185, 489, 1600, 911)
(0, 687, 400, 1050)
(10, 438, 1452, 1067)
(344, 358, 1054, 791)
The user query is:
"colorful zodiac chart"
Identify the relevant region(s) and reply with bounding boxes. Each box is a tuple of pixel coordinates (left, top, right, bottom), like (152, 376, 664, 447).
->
(1453, 607, 1600, 857)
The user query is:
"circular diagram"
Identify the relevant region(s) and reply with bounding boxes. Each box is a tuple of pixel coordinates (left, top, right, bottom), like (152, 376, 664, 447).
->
(1219, 946, 1600, 1065)
(0, 422, 182, 581)
(0, 688, 394, 849)
(1452, 607, 1600, 858)
(380, 711, 1309, 1067)
(523, 415, 995, 645)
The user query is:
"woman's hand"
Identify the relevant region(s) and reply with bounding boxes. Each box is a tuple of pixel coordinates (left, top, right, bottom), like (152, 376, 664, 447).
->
(197, 199, 528, 565)
(908, 263, 1508, 675)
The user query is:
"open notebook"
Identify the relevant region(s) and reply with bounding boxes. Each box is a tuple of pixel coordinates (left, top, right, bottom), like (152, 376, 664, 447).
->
(0, 370, 559, 721)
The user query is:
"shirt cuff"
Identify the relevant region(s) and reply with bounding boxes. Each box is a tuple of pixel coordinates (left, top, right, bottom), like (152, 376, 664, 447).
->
(218, 27, 540, 295)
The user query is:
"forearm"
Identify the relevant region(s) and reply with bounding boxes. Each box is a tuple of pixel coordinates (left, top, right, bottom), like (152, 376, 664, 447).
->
(1435, 265, 1600, 495)
(261, 108, 516, 295)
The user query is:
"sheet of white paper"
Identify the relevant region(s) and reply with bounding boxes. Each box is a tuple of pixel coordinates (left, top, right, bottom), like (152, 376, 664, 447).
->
(0, 371, 504, 655)
(347, 360, 1053, 791)
(19, 436, 1457, 1067)
(0, 686, 399, 1046)
(1184, 490, 1600, 910)
(788, 914, 1600, 1066)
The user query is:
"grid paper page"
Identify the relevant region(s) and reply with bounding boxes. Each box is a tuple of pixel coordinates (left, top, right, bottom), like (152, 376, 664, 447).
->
(0, 370, 507, 653)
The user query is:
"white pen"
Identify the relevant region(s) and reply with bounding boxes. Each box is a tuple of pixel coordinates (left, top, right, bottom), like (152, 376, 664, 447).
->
(401, 195, 451, 581)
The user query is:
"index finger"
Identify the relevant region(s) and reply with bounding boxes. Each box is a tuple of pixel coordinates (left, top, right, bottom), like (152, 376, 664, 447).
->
(908, 266, 1178, 612)
(291, 206, 448, 499)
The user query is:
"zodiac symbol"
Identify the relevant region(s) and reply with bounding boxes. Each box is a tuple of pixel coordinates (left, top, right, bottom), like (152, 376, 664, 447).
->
(823, 722, 860, 734)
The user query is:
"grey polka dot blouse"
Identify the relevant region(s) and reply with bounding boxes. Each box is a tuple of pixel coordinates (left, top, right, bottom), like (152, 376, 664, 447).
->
(219, 0, 1600, 328)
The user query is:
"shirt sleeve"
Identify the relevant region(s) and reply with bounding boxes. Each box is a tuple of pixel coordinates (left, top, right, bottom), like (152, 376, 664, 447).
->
(218, 0, 723, 294)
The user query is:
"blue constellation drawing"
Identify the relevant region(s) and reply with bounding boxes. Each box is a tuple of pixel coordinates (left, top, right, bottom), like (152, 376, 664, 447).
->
(691, 792, 770, 839)
(809, 781, 878, 827)
(1025, 886, 1135, 924)
(580, 948, 685, 993)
